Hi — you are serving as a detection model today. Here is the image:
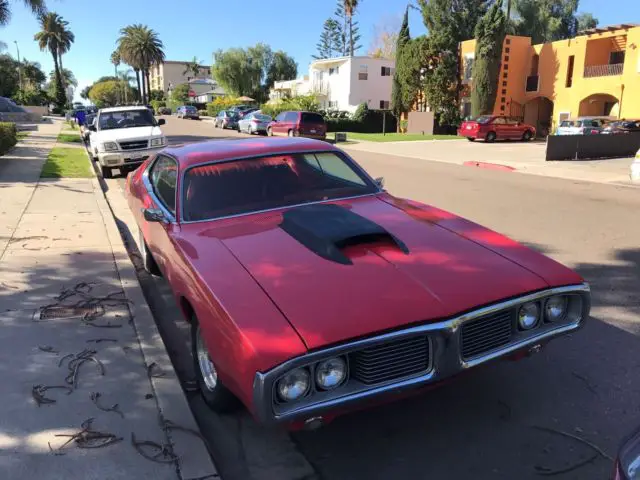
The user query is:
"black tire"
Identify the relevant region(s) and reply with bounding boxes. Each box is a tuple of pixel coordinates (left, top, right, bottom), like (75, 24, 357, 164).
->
(139, 229, 161, 276)
(486, 131, 497, 143)
(522, 130, 533, 141)
(467, 137, 475, 142)
(267, 127, 273, 137)
(191, 318, 237, 412)
(101, 165, 112, 178)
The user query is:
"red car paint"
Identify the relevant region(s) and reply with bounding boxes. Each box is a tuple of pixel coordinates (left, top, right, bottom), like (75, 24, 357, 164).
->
(458, 115, 536, 142)
(127, 137, 585, 422)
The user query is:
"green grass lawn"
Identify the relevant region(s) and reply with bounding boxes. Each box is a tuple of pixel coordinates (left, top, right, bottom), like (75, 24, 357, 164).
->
(57, 131, 83, 144)
(332, 132, 462, 142)
(41, 147, 93, 178)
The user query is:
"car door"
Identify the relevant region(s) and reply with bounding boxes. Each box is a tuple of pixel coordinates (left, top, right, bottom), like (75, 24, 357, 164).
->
(272, 113, 285, 135)
(491, 116, 507, 139)
(283, 111, 298, 136)
(143, 155, 178, 274)
(505, 117, 521, 139)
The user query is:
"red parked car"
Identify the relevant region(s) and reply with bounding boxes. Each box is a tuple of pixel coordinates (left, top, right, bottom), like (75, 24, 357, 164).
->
(458, 115, 536, 142)
(267, 111, 326, 140)
(127, 138, 590, 428)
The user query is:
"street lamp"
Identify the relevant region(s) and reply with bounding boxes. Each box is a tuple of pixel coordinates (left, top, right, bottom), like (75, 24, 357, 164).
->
(14, 41, 22, 92)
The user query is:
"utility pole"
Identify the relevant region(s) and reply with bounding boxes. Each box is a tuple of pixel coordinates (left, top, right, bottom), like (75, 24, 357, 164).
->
(14, 41, 22, 92)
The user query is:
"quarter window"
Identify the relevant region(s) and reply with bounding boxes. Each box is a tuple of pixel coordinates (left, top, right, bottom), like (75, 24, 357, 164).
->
(150, 155, 177, 214)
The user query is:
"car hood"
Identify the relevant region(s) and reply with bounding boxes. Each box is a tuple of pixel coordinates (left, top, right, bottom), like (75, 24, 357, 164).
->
(192, 195, 582, 350)
(96, 126, 162, 142)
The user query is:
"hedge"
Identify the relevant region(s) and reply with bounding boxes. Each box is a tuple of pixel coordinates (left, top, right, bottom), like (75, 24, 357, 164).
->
(326, 110, 397, 133)
(0, 122, 18, 156)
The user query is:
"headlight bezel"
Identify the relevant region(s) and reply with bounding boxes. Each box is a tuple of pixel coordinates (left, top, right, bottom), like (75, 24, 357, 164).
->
(315, 357, 348, 391)
(102, 141, 118, 151)
(517, 301, 540, 330)
(150, 137, 166, 147)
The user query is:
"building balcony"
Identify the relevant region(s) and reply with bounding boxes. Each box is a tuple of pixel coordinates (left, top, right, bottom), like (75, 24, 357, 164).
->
(525, 75, 539, 92)
(311, 81, 330, 96)
(583, 63, 624, 78)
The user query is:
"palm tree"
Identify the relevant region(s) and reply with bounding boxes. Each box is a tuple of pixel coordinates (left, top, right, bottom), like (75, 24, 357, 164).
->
(118, 69, 134, 103)
(34, 11, 66, 108)
(183, 56, 201, 80)
(110, 50, 121, 77)
(50, 68, 76, 87)
(117, 24, 165, 104)
(55, 17, 74, 90)
(343, 0, 360, 56)
(0, 0, 46, 26)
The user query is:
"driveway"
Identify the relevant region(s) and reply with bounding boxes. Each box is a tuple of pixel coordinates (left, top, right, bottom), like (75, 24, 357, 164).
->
(109, 116, 640, 480)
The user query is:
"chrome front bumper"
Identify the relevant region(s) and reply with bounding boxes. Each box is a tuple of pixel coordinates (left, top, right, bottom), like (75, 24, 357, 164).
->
(252, 284, 591, 424)
(97, 147, 164, 167)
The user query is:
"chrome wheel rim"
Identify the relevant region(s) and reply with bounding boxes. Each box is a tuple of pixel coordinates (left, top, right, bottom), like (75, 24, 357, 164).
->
(196, 328, 218, 390)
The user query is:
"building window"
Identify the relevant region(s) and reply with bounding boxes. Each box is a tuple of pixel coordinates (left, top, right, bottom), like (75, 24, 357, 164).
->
(379, 100, 390, 109)
(566, 55, 575, 87)
(500, 105, 506, 111)
(328, 100, 338, 109)
(504, 56, 510, 62)
(503, 72, 508, 79)
(505, 38, 511, 45)
(505, 47, 510, 54)
(610, 51, 625, 65)
(502, 89, 507, 95)
(503, 63, 509, 70)
(381, 66, 392, 76)
(501, 97, 506, 103)
(358, 65, 368, 80)
(463, 55, 474, 83)
(502, 81, 507, 86)
(329, 67, 339, 75)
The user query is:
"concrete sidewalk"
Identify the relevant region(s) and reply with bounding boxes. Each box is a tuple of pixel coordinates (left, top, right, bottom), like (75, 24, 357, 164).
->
(0, 123, 218, 479)
(341, 138, 637, 187)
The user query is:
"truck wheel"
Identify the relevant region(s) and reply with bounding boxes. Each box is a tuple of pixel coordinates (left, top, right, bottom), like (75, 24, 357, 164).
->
(101, 165, 112, 178)
(192, 318, 237, 412)
(139, 230, 161, 276)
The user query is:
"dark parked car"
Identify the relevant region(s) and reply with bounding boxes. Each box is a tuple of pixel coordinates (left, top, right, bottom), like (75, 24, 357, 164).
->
(614, 425, 640, 479)
(458, 115, 536, 142)
(601, 119, 640, 135)
(267, 111, 327, 140)
(176, 105, 200, 120)
(214, 110, 239, 129)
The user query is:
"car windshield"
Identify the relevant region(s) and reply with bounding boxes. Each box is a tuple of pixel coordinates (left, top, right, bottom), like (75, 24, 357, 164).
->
(182, 152, 378, 221)
(474, 115, 492, 124)
(98, 109, 156, 130)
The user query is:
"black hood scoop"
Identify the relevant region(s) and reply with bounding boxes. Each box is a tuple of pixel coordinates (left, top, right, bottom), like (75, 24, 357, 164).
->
(279, 204, 409, 265)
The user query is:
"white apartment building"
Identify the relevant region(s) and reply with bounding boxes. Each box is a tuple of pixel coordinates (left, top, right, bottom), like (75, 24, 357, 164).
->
(270, 56, 395, 113)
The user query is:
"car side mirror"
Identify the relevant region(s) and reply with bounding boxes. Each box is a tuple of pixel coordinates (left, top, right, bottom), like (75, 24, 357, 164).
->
(157, 118, 166, 126)
(375, 177, 385, 189)
(143, 208, 167, 223)
(88, 124, 96, 131)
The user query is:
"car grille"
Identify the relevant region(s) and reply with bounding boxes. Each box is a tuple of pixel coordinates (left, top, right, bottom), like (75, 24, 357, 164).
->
(119, 140, 148, 150)
(461, 309, 514, 360)
(349, 336, 430, 385)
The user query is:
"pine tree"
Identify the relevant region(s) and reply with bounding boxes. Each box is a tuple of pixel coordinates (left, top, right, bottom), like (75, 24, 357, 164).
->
(314, 19, 342, 59)
(392, 6, 411, 117)
(471, 0, 506, 117)
(334, 1, 361, 56)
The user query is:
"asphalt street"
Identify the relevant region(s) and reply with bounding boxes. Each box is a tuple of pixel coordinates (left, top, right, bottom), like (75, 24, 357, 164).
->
(114, 116, 640, 480)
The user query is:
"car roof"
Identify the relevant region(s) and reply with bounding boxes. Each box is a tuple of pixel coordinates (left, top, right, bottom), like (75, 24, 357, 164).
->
(99, 106, 149, 113)
(165, 137, 339, 169)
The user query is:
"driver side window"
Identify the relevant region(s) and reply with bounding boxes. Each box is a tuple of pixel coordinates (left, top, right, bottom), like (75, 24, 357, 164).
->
(150, 155, 177, 214)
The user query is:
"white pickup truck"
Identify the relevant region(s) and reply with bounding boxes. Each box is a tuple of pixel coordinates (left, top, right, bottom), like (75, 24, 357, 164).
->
(88, 106, 167, 178)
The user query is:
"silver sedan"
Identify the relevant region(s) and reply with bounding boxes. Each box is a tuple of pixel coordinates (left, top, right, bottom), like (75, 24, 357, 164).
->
(237, 112, 272, 135)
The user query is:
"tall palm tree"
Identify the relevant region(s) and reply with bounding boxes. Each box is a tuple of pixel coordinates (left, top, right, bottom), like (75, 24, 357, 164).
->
(117, 24, 164, 104)
(343, 0, 360, 56)
(0, 0, 46, 26)
(183, 56, 201, 80)
(110, 50, 121, 77)
(34, 11, 66, 107)
(55, 17, 74, 90)
(50, 68, 76, 88)
(118, 69, 134, 104)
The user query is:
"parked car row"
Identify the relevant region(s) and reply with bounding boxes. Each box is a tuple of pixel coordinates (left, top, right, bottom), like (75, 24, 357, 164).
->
(212, 108, 328, 140)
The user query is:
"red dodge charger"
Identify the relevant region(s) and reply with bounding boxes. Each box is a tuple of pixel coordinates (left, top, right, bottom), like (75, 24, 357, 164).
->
(127, 137, 589, 428)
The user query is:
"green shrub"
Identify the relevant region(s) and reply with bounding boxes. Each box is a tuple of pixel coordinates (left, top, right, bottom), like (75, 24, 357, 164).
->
(326, 110, 397, 133)
(150, 100, 166, 114)
(352, 102, 369, 122)
(0, 122, 18, 155)
(259, 95, 321, 119)
(198, 110, 207, 117)
(206, 97, 239, 116)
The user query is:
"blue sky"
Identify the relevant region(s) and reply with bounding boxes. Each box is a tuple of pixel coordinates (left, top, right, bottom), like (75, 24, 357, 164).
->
(0, 0, 637, 101)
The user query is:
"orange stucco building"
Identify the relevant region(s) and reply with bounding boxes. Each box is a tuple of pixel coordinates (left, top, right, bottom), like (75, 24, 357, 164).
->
(459, 24, 640, 134)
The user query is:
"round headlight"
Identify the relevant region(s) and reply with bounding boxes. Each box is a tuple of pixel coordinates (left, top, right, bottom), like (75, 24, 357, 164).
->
(545, 296, 568, 322)
(518, 302, 540, 330)
(315, 357, 347, 390)
(276, 368, 310, 402)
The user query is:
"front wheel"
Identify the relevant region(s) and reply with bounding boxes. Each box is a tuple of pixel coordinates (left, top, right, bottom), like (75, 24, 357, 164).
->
(191, 319, 237, 412)
(522, 130, 533, 141)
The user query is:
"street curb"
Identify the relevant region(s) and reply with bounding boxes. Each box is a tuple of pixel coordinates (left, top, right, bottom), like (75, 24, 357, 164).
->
(463, 161, 516, 172)
(83, 149, 219, 480)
